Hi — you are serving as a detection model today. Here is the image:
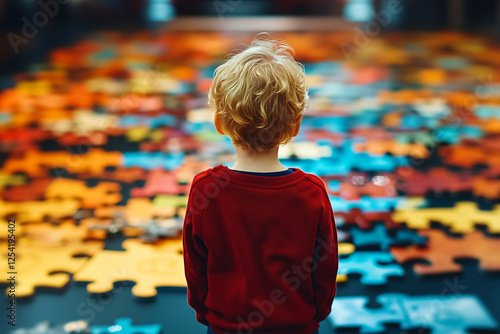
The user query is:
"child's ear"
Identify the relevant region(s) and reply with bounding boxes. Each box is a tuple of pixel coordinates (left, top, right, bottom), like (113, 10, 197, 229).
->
(292, 114, 303, 137)
(214, 114, 225, 135)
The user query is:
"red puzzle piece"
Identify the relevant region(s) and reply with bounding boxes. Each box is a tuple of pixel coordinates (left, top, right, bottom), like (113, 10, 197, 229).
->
(1, 179, 52, 201)
(131, 169, 189, 197)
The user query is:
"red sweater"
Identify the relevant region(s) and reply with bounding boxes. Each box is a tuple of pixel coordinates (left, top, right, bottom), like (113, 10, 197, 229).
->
(182, 164, 339, 334)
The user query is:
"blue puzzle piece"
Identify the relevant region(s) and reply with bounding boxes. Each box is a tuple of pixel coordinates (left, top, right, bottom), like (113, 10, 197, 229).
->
(123, 152, 184, 170)
(119, 115, 176, 128)
(338, 251, 405, 285)
(434, 126, 484, 144)
(436, 56, 470, 70)
(400, 113, 424, 130)
(328, 296, 405, 333)
(351, 224, 428, 251)
(330, 293, 498, 334)
(91, 318, 161, 334)
(476, 105, 500, 119)
(377, 294, 498, 334)
(329, 196, 405, 213)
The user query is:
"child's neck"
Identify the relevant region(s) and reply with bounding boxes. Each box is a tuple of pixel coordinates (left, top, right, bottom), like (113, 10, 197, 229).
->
(230, 146, 288, 172)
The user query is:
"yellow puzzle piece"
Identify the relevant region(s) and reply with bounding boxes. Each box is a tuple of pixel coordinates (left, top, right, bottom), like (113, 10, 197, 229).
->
(1, 240, 103, 297)
(74, 238, 186, 298)
(337, 242, 355, 283)
(0, 199, 80, 222)
(392, 202, 500, 233)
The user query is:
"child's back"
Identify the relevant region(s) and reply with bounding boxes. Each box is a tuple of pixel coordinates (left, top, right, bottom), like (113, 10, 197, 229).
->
(183, 34, 338, 334)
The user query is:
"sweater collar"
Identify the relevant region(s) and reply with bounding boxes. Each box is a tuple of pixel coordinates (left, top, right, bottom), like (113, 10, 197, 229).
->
(211, 164, 306, 188)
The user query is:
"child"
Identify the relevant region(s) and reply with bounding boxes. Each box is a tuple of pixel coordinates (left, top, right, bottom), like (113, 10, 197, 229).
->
(183, 34, 339, 334)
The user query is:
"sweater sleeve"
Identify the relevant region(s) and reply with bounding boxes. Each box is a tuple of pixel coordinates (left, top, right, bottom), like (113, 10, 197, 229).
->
(182, 181, 210, 326)
(311, 193, 339, 323)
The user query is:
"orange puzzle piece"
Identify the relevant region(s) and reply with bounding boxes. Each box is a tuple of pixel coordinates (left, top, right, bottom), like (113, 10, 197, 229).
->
(2, 148, 122, 177)
(45, 179, 122, 208)
(390, 230, 500, 275)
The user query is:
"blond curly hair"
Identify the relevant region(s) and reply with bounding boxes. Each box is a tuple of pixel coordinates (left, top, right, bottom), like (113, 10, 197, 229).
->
(209, 34, 309, 153)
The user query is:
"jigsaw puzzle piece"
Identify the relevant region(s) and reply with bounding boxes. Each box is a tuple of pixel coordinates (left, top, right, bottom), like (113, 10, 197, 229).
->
(90, 318, 161, 334)
(351, 224, 427, 251)
(390, 230, 500, 275)
(377, 293, 498, 334)
(392, 202, 500, 233)
(396, 168, 474, 196)
(336, 242, 356, 282)
(0, 173, 26, 191)
(23, 221, 105, 245)
(1, 179, 51, 201)
(1, 240, 103, 297)
(131, 169, 189, 197)
(328, 173, 397, 200)
(77, 167, 147, 183)
(338, 251, 404, 285)
(74, 239, 186, 297)
(335, 209, 400, 230)
(45, 179, 122, 208)
(328, 295, 405, 333)
(354, 141, 429, 159)
(0, 199, 80, 222)
(123, 152, 185, 170)
(3, 149, 122, 177)
(473, 177, 500, 199)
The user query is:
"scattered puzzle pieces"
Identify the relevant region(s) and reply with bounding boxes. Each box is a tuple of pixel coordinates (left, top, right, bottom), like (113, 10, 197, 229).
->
(3, 149, 122, 177)
(45, 179, 122, 208)
(0, 199, 80, 222)
(355, 140, 429, 158)
(390, 230, 500, 275)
